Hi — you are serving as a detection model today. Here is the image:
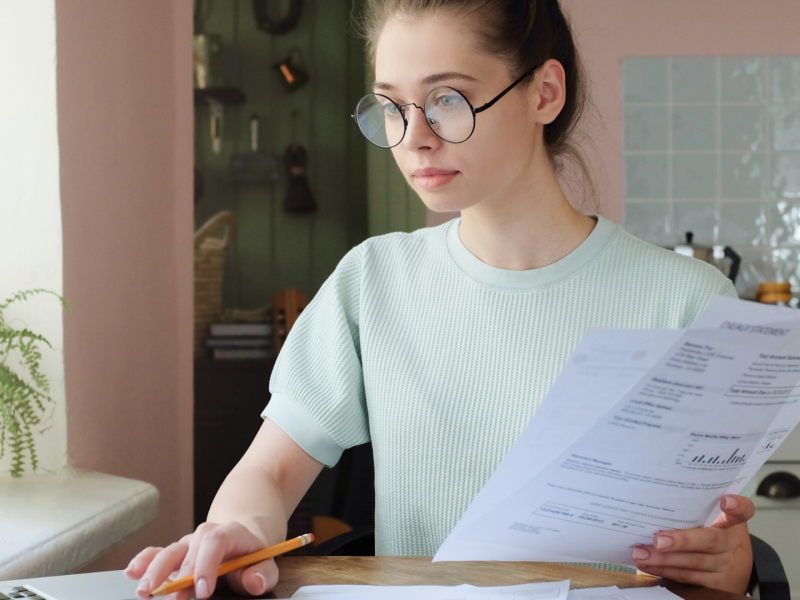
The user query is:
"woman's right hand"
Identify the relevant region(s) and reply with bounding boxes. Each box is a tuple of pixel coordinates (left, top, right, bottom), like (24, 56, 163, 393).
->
(125, 419, 325, 600)
(124, 520, 279, 600)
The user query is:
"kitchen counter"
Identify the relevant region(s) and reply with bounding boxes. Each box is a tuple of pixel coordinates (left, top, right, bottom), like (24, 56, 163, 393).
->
(0, 470, 158, 579)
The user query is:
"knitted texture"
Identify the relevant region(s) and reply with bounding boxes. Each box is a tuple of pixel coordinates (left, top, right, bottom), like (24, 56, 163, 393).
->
(264, 215, 738, 566)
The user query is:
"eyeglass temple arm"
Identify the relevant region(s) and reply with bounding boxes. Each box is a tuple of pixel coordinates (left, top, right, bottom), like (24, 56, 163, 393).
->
(472, 65, 539, 115)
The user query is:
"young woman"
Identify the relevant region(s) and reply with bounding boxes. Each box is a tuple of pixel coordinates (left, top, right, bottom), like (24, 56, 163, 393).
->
(127, 1, 755, 598)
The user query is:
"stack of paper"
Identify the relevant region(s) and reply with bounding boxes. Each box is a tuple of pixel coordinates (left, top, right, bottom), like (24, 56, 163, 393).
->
(290, 581, 683, 600)
(291, 580, 570, 600)
(569, 586, 685, 600)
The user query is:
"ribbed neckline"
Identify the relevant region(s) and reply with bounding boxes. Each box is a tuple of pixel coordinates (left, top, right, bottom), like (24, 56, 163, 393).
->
(445, 214, 618, 290)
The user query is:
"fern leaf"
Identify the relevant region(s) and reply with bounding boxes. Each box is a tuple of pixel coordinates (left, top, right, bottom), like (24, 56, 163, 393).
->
(0, 289, 66, 476)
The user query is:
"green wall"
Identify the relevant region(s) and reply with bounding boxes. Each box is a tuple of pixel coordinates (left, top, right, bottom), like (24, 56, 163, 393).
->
(194, 0, 426, 309)
(195, 0, 369, 308)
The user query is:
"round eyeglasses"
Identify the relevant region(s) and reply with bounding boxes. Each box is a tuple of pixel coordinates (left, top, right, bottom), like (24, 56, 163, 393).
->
(351, 65, 540, 149)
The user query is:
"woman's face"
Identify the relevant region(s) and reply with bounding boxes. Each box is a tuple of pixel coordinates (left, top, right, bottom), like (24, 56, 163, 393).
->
(374, 12, 541, 214)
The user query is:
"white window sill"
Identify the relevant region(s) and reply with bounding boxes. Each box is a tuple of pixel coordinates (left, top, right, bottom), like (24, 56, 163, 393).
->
(0, 470, 159, 579)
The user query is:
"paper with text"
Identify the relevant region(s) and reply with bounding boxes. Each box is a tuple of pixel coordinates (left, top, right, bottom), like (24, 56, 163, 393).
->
(435, 297, 800, 565)
(291, 579, 571, 600)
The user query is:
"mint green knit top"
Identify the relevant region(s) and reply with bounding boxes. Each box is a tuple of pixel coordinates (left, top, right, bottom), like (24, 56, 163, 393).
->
(263, 215, 738, 563)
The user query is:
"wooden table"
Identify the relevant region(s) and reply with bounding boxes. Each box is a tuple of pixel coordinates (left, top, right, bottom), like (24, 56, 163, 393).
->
(260, 557, 748, 600)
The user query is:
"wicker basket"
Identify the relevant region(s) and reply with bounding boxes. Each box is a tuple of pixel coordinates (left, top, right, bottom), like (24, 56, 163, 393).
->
(194, 211, 238, 357)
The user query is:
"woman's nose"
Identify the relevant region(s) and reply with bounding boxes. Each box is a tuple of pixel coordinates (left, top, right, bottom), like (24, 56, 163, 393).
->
(402, 105, 440, 151)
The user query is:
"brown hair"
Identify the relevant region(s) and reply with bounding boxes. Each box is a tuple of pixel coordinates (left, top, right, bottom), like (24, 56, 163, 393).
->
(356, 0, 600, 210)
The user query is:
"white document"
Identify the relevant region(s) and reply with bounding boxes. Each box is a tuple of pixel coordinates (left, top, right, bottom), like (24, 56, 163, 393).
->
(690, 295, 799, 331)
(435, 297, 800, 566)
(569, 587, 683, 600)
(291, 586, 473, 600)
(565, 585, 682, 600)
(615, 588, 684, 600)
(290, 579, 570, 600)
(566, 587, 619, 600)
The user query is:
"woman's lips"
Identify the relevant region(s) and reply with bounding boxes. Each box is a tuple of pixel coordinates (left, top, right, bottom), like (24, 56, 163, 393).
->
(414, 168, 459, 190)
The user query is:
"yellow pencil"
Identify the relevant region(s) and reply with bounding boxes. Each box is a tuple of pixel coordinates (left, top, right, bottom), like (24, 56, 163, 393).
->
(149, 533, 315, 597)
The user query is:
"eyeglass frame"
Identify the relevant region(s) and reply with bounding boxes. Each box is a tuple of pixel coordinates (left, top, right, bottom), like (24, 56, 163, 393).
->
(351, 62, 543, 148)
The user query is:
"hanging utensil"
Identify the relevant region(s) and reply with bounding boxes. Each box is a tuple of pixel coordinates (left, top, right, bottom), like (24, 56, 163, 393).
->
(253, 0, 304, 35)
(230, 114, 279, 183)
(284, 143, 316, 213)
(193, 33, 223, 89)
(209, 99, 224, 155)
(272, 47, 308, 92)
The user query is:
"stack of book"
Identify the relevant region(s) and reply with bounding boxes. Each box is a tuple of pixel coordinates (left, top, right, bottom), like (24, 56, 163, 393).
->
(205, 321, 274, 359)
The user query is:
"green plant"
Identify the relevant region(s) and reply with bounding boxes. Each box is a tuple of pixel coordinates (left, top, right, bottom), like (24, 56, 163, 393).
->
(0, 289, 69, 477)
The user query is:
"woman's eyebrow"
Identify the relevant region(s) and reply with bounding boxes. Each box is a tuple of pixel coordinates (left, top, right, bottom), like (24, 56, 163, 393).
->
(372, 71, 478, 92)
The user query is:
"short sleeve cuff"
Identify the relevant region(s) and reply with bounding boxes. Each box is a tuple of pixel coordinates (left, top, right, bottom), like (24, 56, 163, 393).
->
(262, 392, 345, 468)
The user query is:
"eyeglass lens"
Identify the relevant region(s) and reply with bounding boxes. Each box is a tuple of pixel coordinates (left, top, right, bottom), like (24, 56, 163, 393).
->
(424, 87, 474, 144)
(354, 86, 475, 148)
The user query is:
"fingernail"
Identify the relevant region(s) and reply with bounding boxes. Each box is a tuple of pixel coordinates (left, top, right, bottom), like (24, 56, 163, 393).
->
(195, 577, 208, 599)
(723, 496, 738, 510)
(654, 536, 674, 550)
(255, 572, 267, 594)
(632, 547, 650, 560)
(136, 579, 150, 594)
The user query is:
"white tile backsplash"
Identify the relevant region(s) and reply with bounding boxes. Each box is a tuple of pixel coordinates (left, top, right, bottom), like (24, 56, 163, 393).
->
(719, 202, 767, 246)
(624, 106, 668, 150)
(672, 105, 717, 150)
(623, 56, 800, 299)
(672, 57, 716, 102)
(721, 105, 766, 151)
(721, 57, 765, 102)
(673, 153, 717, 199)
(770, 200, 800, 247)
(625, 154, 668, 199)
(770, 57, 800, 102)
(771, 153, 800, 199)
(624, 57, 668, 103)
(721, 153, 765, 198)
(624, 202, 672, 246)
(771, 104, 800, 151)
(672, 201, 716, 245)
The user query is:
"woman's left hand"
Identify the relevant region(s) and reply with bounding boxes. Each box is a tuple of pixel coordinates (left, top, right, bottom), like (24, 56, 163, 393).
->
(631, 494, 755, 594)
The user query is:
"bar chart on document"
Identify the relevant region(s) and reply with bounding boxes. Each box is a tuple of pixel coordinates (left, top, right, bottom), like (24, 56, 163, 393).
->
(672, 433, 750, 468)
(670, 430, 790, 469)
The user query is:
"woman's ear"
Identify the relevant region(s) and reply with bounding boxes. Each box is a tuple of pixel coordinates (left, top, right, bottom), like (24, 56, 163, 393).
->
(532, 58, 567, 125)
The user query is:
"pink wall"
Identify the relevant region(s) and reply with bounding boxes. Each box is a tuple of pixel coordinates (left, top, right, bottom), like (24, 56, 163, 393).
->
(428, 0, 800, 225)
(56, 0, 194, 571)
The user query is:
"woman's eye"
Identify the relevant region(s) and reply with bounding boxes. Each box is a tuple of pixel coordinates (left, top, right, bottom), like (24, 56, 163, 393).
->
(382, 103, 402, 117)
(435, 93, 462, 108)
